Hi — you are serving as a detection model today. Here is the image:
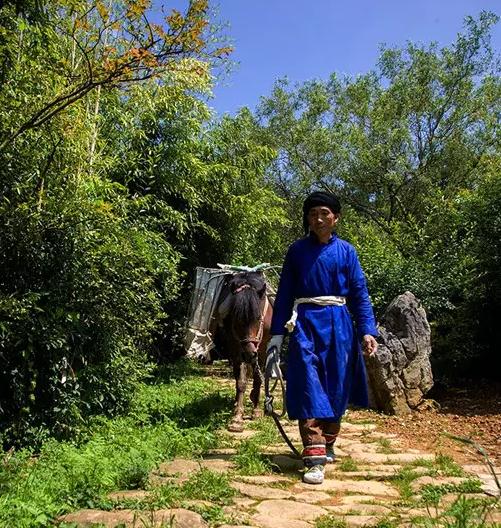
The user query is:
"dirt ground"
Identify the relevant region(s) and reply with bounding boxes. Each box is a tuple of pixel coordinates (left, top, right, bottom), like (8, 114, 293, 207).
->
(352, 382, 501, 466)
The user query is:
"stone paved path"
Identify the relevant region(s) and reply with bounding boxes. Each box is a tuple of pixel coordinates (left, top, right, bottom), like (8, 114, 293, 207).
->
(62, 373, 501, 528)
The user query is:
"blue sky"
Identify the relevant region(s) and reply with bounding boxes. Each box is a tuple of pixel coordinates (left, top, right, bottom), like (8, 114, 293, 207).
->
(201, 1, 500, 116)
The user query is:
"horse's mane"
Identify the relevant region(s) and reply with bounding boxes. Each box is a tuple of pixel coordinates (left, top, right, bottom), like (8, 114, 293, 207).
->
(228, 272, 266, 329)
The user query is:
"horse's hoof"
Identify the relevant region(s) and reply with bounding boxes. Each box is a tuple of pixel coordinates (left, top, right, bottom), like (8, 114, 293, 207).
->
(228, 420, 244, 433)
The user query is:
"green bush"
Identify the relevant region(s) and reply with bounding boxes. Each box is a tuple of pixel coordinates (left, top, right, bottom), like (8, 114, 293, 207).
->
(0, 180, 182, 446)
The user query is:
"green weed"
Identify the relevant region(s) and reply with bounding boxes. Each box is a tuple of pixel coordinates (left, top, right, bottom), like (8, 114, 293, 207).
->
(390, 466, 423, 503)
(233, 439, 274, 475)
(105, 468, 236, 512)
(247, 417, 281, 444)
(337, 457, 359, 472)
(420, 479, 483, 506)
(434, 454, 466, 477)
(409, 454, 465, 478)
(374, 519, 400, 528)
(411, 495, 500, 527)
(315, 514, 347, 528)
(375, 437, 398, 454)
(181, 468, 235, 503)
(188, 504, 233, 526)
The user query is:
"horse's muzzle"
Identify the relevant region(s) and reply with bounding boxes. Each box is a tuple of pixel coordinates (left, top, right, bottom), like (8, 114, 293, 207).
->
(241, 340, 259, 364)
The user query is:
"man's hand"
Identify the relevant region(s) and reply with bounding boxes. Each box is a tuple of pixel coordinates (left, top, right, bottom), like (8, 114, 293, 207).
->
(265, 335, 284, 378)
(362, 334, 378, 357)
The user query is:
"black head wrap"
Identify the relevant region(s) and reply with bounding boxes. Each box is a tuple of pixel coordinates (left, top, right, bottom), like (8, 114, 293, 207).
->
(302, 191, 341, 234)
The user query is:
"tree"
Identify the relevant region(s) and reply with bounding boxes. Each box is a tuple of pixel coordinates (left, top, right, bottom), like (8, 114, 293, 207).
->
(254, 12, 501, 377)
(257, 12, 499, 244)
(0, 2, 288, 446)
(0, 0, 231, 149)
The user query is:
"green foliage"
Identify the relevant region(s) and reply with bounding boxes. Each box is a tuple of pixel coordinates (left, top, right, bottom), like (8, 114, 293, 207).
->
(233, 438, 273, 475)
(376, 438, 398, 454)
(180, 468, 235, 503)
(420, 479, 483, 506)
(0, 368, 233, 528)
(434, 455, 466, 478)
(374, 520, 399, 528)
(439, 496, 500, 528)
(192, 504, 233, 526)
(315, 515, 347, 528)
(0, 168, 185, 444)
(410, 496, 499, 528)
(0, 3, 286, 445)
(337, 457, 359, 472)
(133, 468, 236, 511)
(390, 465, 424, 502)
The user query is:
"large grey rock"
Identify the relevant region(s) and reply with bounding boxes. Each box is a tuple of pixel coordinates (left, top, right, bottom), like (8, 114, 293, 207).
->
(365, 292, 434, 414)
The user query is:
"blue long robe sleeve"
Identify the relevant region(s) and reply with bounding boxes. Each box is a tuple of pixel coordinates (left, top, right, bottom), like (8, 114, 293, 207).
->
(270, 233, 378, 420)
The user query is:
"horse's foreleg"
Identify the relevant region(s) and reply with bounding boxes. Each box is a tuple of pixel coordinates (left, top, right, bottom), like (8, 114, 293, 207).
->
(250, 366, 263, 420)
(228, 361, 246, 432)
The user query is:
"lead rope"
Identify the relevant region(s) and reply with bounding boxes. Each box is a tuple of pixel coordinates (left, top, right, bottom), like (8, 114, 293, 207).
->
(253, 348, 301, 458)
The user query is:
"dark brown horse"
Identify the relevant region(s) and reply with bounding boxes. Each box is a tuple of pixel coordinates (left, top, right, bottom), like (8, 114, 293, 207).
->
(217, 272, 272, 432)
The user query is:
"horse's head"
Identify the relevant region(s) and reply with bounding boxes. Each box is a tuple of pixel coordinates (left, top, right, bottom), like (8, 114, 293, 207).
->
(227, 272, 267, 364)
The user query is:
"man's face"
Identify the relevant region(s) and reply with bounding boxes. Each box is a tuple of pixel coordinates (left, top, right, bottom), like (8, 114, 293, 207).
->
(307, 206, 339, 238)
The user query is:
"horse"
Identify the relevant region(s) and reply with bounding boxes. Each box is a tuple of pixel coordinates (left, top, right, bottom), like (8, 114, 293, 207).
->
(216, 271, 273, 432)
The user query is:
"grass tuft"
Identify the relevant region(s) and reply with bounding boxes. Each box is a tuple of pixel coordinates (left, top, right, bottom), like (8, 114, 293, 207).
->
(337, 457, 359, 472)
(233, 438, 274, 475)
(434, 453, 466, 477)
(420, 478, 483, 506)
(389, 465, 422, 503)
(315, 514, 347, 528)
(376, 437, 398, 454)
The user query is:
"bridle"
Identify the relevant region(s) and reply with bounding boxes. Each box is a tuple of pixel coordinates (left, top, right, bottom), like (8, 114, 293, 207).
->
(232, 285, 269, 349)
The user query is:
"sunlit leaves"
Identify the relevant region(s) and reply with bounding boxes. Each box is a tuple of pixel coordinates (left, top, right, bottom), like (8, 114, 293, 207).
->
(0, 0, 231, 146)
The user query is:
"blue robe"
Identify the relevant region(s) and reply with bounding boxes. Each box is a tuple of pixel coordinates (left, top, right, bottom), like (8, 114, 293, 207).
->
(271, 233, 377, 421)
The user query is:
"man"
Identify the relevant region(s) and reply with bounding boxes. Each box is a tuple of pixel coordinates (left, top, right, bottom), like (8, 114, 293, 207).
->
(266, 191, 378, 484)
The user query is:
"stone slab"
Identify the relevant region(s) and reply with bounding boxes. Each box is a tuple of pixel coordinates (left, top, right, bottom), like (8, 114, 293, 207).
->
(344, 442, 383, 454)
(349, 452, 434, 464)
(218, 526, 260, 528)
(60, 508, 207, 528)
(292, 491, 333, 504)
(232, 497, 258, 508)
(107, 490, 150, 501)
(231, 481, 292, 500)
(227, 429, 259, 439)
(271, 455, 303, 472)
(252, 499, 327, 524)
(342, 515, 380, 527)
(205, 448, 238, 456)
(339, 495, 387, 505)
(342, 423, 377, 432)
(410, 476, 470, 492)
(463, 464, 501, 477)
(324, 504, 391, 515)
(235, 475, 293, 485)
(251, 517, 311, 528)
(325, 468, 399, 478)
(294, 479, 399, 497)
(158, 457, 234, 477)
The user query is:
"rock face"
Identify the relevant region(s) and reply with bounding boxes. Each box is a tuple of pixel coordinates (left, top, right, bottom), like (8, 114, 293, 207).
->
(365, 291, 433, 414)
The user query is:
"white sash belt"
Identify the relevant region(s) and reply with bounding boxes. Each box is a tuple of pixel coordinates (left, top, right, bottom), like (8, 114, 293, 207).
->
(285, 296, 346, 332)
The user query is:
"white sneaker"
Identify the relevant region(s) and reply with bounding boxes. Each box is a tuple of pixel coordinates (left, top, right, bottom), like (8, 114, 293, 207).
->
(302, 464, 325, 484)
